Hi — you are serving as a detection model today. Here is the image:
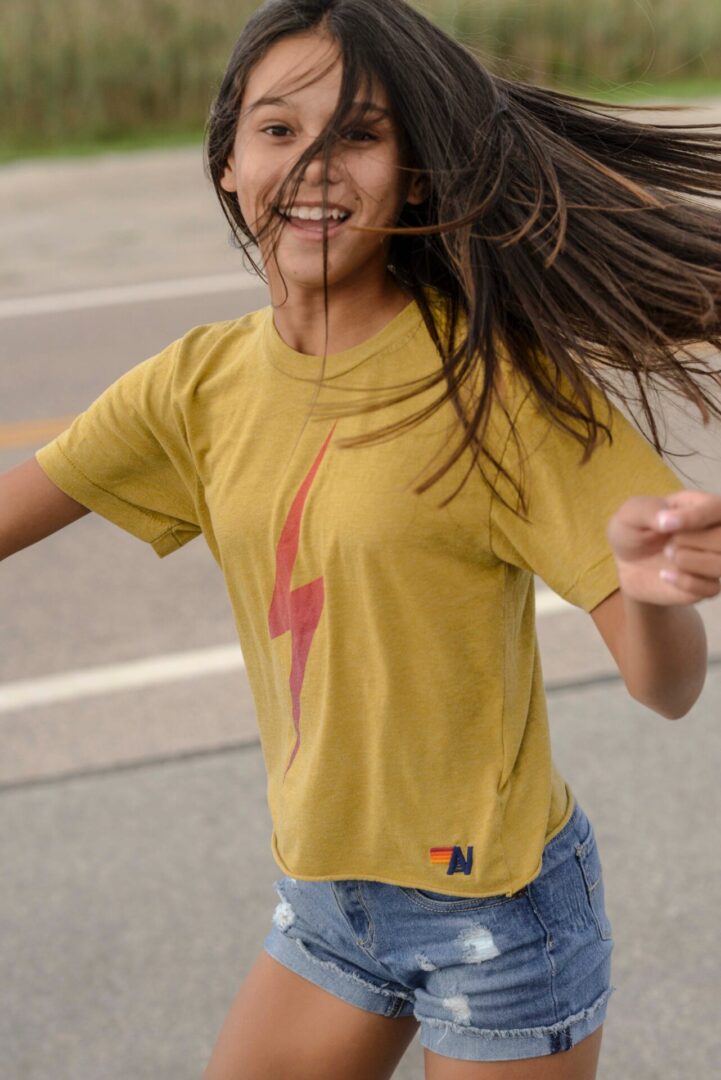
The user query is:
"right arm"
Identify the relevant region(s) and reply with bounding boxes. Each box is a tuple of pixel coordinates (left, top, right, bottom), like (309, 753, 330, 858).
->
(0, 457, 90, 561)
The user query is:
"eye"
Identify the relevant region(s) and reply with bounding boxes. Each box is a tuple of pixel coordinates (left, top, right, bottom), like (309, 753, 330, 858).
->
(260, 124, 377, 142)
(343, 129, 377, 142)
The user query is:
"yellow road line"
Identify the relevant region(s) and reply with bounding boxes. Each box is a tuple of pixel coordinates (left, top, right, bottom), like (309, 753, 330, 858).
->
(0, 417, 75, 450)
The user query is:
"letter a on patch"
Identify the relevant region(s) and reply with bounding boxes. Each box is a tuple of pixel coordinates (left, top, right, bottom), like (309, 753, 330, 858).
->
(447, 845, 474, 876)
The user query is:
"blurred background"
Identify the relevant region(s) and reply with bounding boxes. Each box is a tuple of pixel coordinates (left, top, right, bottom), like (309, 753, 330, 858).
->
(2, 3, 720, 1079)
(3, 0, 721, 161)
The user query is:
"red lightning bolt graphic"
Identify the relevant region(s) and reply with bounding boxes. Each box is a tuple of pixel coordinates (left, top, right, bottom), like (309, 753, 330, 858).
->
(268, 425, 335, 778)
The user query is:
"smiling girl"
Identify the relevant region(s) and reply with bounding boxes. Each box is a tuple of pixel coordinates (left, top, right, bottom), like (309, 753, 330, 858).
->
(4, 1, 721, 1078)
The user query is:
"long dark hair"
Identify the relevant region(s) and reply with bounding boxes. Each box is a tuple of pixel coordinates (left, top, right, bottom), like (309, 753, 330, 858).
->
(205, 0, 721, 507)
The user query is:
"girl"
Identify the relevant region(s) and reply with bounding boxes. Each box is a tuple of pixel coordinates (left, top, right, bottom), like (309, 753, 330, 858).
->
(4, 1, 721, 1076)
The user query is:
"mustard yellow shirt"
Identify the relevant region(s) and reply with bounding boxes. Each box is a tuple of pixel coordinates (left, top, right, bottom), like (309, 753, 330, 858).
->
(35, 295, 683, 896)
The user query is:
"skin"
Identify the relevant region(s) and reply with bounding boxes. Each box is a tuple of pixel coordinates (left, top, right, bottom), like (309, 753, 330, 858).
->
(219, 29, 428, 356)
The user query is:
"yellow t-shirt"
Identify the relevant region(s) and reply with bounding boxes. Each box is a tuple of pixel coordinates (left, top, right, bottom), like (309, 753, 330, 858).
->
(34, 294, 683, 896)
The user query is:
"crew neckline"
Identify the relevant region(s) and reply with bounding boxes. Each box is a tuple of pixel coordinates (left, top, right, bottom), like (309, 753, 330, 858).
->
(263, 294, 428, 378)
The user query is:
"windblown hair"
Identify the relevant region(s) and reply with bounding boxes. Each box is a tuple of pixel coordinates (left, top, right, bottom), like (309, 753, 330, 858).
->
(205, 0, 721, 506)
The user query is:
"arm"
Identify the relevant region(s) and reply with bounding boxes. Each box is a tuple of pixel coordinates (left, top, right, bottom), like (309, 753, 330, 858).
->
(0, 457, 90, 561)
(591, 589, 707, 720)
(591, 492, 721, 719)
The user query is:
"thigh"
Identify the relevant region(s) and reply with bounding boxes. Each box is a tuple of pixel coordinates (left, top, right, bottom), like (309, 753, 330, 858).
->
(424, 1026, 604, 1080)
(203, 950, 420, 1080)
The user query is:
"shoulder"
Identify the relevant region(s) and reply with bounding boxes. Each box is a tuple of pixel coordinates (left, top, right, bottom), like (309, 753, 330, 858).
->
(173, 307, 268, 367)
(484, 348, 682, 509)
(489, 349, 621, 458)
(143, 307, 270, 389)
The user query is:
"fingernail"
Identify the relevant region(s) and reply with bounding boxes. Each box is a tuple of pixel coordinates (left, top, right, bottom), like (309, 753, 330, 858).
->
(664, 543, 676, 560)
(660, 569, 677, 583)
(657, 511, 681, 531)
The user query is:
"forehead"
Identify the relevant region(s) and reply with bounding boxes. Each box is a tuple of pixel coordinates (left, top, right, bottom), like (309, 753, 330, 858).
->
(240, 30, 388, 117)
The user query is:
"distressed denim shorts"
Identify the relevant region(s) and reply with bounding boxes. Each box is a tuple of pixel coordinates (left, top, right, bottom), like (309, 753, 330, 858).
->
(262, 799, 615, 1062)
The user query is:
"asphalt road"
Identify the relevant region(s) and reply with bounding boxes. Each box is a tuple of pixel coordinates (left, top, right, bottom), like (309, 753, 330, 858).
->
(1, 122, 721, 1079)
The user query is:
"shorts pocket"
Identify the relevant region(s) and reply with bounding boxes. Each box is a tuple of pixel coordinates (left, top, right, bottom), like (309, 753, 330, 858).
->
(401, 886, 524, 911)
(574, 827, 613, 941)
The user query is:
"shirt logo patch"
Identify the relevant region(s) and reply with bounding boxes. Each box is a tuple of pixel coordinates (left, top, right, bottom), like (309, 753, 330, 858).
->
(430, 845, 474, 876)
(268, 425, 335, 778)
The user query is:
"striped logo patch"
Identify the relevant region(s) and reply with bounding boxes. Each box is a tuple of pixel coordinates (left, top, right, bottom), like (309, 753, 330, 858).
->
(429, 845, 474, 875)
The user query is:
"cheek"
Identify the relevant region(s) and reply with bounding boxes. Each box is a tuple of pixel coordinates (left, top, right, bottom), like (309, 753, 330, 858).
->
(234, 164, 269, 221)
(237, 153, 293, 219)
(357, 153, 404, 213)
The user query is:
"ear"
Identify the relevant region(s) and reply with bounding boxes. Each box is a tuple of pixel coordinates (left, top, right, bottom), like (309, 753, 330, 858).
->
(406, 169, 430, 206)
(219, 157, 238, 194)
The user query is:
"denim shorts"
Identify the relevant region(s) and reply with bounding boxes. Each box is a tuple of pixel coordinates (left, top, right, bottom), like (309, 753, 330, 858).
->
(263, 799, 615, 1062)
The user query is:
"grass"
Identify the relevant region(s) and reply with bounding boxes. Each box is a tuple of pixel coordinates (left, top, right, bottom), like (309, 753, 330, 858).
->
(584, 78, 721, 102)
(5, 77, 719, 167)
(0, 125, 210, 165)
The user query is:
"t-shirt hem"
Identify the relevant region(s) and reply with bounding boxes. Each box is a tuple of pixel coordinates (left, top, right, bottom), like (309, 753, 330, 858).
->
(35, 442, 183, 558)
(270, 853, 561, 899)
(270, 790, 577, 900)
(563, 552, 621, 612)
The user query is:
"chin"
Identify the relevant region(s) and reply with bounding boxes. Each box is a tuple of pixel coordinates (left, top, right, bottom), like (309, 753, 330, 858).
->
(269, 262, 352, 290)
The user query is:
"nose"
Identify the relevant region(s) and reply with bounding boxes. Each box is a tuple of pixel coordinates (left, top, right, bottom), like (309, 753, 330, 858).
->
(299, 138, 343, 187)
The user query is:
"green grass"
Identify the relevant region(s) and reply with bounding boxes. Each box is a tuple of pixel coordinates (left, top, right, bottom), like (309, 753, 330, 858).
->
(571, 78, 721, 103)
(3, 77, 719, 166)
(0, 125, 209, 165)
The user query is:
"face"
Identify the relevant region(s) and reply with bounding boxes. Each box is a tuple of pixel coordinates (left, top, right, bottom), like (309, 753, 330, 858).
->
(220, 30, 427, 296)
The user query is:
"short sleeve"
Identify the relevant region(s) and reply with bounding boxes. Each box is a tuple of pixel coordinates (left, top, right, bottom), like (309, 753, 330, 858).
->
(489, 380, 685, 611)
(34, 339, 202, 558)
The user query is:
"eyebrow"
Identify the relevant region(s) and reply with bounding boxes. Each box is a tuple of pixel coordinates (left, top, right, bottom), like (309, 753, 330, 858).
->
(244, 95, 391, 120)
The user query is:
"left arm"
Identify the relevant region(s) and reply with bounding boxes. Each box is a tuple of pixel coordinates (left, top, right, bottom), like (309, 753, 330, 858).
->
(591, 491, 721, 719)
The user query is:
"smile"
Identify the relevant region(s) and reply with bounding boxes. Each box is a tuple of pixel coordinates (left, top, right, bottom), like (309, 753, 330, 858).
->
(275, 208, 352, 239)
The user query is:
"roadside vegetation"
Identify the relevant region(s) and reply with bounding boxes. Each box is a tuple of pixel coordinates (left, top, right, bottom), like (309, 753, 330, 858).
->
(2, 0, 721, 162)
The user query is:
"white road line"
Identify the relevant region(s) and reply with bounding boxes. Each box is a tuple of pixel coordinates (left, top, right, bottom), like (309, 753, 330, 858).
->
(0, 591, 574, 715)
(0, 272, 264, 319)
(0, 644, 245, 715)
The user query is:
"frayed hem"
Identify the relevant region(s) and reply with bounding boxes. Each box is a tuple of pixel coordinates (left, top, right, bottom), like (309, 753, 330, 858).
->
(418, 985, 616, 1040)
(273, 934, 416, 1004)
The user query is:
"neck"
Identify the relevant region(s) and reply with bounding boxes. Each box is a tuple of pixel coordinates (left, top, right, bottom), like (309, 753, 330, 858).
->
(268, 272, 413, 356)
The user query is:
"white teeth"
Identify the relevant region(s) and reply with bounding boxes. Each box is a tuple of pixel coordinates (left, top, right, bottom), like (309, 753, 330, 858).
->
(281, 206, 349, 221)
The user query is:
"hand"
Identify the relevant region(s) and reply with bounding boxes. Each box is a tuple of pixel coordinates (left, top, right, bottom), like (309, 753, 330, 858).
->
(607, 490, 721, 606)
